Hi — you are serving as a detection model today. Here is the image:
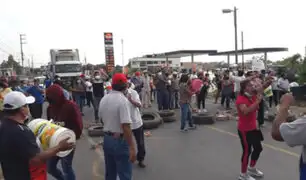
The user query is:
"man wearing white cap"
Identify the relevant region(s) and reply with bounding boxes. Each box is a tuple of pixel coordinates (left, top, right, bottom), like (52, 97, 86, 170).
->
(0, 91, 74, 180)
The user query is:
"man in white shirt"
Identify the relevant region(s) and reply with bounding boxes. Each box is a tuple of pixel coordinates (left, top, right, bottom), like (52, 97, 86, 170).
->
(85, 77, 94, 108)
(99, 73, 136, 180)
(127, 81, 146, 168)
(230, 70, 245, 98)
(277, 73, 290, 99)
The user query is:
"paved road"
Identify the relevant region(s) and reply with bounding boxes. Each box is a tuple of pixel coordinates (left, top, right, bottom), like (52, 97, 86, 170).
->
(45, 99, 300, 180)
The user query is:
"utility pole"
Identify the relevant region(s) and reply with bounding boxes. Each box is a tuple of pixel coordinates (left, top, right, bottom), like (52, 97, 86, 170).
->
(233, 7, 238, 65)
(241, 31, 244, 70)
(31, 55, 34, 69)
(121, 39, 124, 73)
(19, 34, 26, 68)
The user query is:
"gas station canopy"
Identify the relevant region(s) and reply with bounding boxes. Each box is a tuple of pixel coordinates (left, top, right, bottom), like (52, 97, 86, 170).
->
(209, 47, 288, 56)
(144, 50, 218, 58)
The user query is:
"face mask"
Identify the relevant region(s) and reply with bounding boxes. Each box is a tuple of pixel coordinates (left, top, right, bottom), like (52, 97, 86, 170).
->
(77, 80, 81, 83)
(244, 92, 252, 97)
(95, 76, 101, 80)
(0, 88, 3, 91)
(158, 72, 162, 75)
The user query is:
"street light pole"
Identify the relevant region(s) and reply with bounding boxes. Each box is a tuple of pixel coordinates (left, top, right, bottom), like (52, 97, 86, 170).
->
(121, 39, 124, 73)
(233, 6, 238, 65)
(222, 7, 238, 65)
(241, 31, 244, 69)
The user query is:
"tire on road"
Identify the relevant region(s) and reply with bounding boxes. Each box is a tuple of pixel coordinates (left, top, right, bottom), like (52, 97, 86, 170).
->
(88, 125, 104, 137)
(264, 114, 275, 122)
(287, 115, 296, 122)
(142, 111, 162, 129)
(192, 113, 215, 125)
(162, 115, 176, 123)
(158, 110, 175, 117)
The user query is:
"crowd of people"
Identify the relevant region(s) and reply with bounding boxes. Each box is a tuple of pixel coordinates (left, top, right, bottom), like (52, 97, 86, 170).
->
(0, 66, 303, 180)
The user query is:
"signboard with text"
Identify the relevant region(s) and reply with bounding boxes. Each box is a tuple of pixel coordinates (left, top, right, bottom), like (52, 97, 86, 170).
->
(104, 32, 115, 73)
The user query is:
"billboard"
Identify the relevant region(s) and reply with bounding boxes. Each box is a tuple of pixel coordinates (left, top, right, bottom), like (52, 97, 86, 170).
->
(104, 32, 115, 73)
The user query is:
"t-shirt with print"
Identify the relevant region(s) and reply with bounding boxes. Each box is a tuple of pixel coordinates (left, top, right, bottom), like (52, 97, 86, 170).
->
(236, 95, 258, 131)
(0, 118, 47, 180)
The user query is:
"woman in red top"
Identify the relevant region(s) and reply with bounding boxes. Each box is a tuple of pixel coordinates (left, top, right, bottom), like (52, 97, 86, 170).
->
(236, 79, 264, 180)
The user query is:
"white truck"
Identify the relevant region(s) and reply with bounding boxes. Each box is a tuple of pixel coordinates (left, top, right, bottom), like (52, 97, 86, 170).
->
(49, 49, 82, 87)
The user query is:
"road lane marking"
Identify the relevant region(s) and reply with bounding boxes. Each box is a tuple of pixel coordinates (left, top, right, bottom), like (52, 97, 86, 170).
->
(82, 133, 104, 179)
(206, 126, 299, 158)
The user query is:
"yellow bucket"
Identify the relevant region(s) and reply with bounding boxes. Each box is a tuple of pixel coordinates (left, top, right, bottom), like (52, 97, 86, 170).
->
(27, 119, 76, 157)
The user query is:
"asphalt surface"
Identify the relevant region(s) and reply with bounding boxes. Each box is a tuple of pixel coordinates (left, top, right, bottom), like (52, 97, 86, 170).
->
(43, 99, 300, 180)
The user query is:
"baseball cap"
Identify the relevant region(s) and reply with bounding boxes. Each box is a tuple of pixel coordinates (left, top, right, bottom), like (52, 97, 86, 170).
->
(112, 73, 128, 85)
(3, 91, 35, 110)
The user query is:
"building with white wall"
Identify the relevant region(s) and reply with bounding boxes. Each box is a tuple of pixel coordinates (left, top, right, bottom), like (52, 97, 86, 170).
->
(129, 57, 181, 71)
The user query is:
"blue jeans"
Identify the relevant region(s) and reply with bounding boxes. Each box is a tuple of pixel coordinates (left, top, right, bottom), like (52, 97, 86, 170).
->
(47, 150, 76, 180)
(300, 156, 306, 180)
(170, 91, 179, 109)
(157, 89, 169, 110)
(103, 134, 132, 180)
(180, 103, 194, 130)
(74, 94, 85, 113)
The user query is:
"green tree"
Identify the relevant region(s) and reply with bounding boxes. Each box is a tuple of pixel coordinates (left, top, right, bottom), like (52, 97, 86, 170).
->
(0, 54, 22, 74)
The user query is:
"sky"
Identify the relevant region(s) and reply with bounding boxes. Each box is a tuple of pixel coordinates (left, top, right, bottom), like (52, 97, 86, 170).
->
(0, 0, 305, 67)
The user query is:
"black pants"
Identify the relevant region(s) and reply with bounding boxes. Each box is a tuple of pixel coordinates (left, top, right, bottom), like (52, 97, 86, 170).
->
(279, 90, 286, 101)
(132, 125, 146, 162)
(86, 91, 94, 107)
(221, 94, 230, 108)
(271, 90, 279, 107)
(238, 129, 263, 173)
(29, 103, 43, 119)
(196, 93, 206, 109)
(257, 100, 265, 125)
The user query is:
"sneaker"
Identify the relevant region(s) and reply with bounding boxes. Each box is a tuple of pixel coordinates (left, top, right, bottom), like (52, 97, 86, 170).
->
(203, 109, 208, 113)
(238, 173, 255, 180)
(248, 167, 264, 177)
(180, 128, 188, 132)
(188, 125, 196, 130)
(138, 161, 146, 168)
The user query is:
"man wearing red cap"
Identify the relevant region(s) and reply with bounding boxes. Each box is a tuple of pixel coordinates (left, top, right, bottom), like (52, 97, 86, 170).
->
(99, 73, 136, 180)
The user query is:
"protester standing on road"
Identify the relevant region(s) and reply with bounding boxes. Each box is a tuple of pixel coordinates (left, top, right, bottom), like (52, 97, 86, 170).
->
(170, 72, 180, 109)
(0, 91, 74, 180)
(44, 76, 52, 89)
(131, 72, 143, 100)
(213, 73, 222, 104)
(221, 74, 233, 109)
(179, 74, 196, 132)
(92, 72, 105, 122)
(99, 73, 136, 180)
(26, 79, 44, 119)
(46, 84, 83, 180)
(141, 70, 151, 108)
(71, 77, 86, 116)
(270, 93, 306, 179)
(236, 79, 264, 180)
(127, 81, 146, 168)
(85, 77, 94, 107)
(156, 68, 170, 110)
(277, 73, 290, 99)
(231, 70, 245, 99)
